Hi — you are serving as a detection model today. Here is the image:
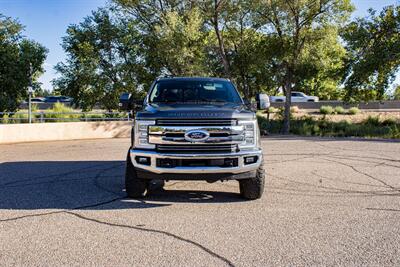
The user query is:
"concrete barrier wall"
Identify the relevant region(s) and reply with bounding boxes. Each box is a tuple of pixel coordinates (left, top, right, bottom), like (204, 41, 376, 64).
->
(0, 121, 132, 144)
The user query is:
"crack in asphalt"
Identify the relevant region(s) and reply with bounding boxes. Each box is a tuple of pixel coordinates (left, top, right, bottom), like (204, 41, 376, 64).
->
(315, 142, 400, 155)
(0, 197, 124, 223)
(311, 171, 389, 189)
(0, 163, 125, 222)
(0, 195, 236, 266)
(0, 162, 236, 266)
(269, 173, 398, 196)
(321, 158, 400, 192)
(65, 211, 235, 267)
(326, 155, 400, 169)
(366, 208, 400, 212)
(0, 163, 111, 187)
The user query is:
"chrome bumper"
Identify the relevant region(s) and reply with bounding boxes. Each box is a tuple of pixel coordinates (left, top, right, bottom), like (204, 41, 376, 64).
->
(130, 149, 262, 174)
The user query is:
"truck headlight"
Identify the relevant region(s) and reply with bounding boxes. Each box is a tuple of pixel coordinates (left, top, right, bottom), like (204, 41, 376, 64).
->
(238, 120, 258, 149)
(134, 120, 155, 149)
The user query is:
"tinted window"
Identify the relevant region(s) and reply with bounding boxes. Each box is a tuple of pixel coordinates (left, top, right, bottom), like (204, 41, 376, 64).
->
(149, 80, 242, 104)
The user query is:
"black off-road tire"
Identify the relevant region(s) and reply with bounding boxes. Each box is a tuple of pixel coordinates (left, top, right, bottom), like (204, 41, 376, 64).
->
(125, 152, 148, 198)
(239, 162, 265, 200)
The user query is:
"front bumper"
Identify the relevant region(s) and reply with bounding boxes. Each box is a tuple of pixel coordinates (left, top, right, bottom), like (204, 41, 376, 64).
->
(130, 149, 262, 179)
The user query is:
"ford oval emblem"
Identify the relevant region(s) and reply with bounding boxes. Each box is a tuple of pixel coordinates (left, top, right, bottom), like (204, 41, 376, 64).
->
(184, 129, 210, 142)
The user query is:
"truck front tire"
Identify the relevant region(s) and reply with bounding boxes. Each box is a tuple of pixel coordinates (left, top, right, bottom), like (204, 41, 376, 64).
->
(125, 152, 148, 198)
(239, 162, 265, 200)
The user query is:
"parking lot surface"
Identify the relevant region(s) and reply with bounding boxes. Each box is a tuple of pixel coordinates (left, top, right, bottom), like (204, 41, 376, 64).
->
(1, 137, 399, 266)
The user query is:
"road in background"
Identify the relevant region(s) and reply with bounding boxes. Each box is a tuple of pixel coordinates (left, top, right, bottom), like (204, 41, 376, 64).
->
(271, 100, 400, 110)
(1, 137, 399, 266)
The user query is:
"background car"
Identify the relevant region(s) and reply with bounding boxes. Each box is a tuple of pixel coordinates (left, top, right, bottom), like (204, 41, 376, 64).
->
(24, 97, 46, 103)
(270, 91, 319, 102)
(44, 96, 73, 103)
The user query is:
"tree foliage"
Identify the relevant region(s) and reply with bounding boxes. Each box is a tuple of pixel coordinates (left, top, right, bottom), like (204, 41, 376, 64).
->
(393, 84, 400, 100)
(53, 1, 400, 135)
(0, 14, 47, 113)
(251, 0, 353, 133)
(342, 5, 400, 101)
(53, 9, 147, 111)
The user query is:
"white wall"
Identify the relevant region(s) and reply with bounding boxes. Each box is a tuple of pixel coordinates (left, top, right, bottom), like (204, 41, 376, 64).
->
(0, 121, 132, 144)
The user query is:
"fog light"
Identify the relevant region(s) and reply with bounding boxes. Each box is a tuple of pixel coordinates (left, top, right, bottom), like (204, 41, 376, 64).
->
(135, 156, 151, 166)
(244, 156, 258, 165)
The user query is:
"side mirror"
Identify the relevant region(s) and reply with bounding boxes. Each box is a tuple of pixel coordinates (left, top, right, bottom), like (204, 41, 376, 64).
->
(119, 93, 132, 110)
(256, 93, 270, 110)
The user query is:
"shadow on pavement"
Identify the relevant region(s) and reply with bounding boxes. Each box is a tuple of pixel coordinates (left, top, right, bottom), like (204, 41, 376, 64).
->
(0, 161, 244, 211)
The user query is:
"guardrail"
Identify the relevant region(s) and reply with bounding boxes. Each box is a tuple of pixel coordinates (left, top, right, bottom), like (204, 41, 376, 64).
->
(0, 111, 132, 124)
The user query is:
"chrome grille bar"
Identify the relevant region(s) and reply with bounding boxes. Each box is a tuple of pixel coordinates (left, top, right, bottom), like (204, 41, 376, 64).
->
(149, 135, 244, 145)
(149, 125, 244, 136)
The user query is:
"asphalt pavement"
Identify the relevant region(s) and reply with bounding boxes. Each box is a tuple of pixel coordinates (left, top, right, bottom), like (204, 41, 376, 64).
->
(0, 137, 399, 266)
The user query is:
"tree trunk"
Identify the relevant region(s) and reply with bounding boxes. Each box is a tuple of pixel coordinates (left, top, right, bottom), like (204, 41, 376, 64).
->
(213, 22, 231, 78)
(212, 0, 231, 78)
(282, 71, 293, 134)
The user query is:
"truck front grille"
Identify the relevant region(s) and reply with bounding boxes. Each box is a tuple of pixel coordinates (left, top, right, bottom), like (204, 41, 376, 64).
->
(150, 119, 244, 153)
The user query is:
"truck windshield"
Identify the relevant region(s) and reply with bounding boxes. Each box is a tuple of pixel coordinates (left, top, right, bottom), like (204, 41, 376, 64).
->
(149, 80, 243, 104)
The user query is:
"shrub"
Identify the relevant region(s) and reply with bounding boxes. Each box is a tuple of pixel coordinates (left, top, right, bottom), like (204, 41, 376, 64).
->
(364, 116, 380, 126)
(320, 105, 334, 115)
(291, 106, 300, 113)
(257, 115, 281, 133)
(334, 106, 346, 114)
(1, 114, 10, 124)
(348, 107, 360, 115)
(83, 113, 106, 120)
(267, 107, 279, 113)
(276, 107, 295, 120)
(381, 118, 397, 126)
(44, 102, 80, 122)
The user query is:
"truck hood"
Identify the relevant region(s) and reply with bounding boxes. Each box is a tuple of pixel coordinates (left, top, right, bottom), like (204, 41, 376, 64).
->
(136, 103, 255, 120)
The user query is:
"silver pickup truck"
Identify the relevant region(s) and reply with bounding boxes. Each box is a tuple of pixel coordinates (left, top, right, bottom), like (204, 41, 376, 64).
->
(119, 77, 269, 200)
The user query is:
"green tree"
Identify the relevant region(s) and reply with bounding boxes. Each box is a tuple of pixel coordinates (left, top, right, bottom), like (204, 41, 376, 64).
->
(342, 5, 400, 101)
(296, 25, 347, 100)
(62, 0, 353, 116)
(393, 84, 400, 100)
(53, 9, 145, 111)
(0, 14, 47, 113)
(113, 0, 210, 77)
(252, 0, 353, 133)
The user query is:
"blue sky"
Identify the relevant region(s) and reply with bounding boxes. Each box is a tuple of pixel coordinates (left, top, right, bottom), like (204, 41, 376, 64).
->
(1, 0, 399, 91)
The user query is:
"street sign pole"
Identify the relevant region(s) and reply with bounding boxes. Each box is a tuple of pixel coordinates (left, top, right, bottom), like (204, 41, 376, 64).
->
(28, 64, 33, 124)
(28, 88, 32, 123)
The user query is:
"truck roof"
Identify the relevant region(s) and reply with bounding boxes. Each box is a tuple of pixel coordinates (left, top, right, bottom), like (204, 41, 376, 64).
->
(156, 76, 230, 82)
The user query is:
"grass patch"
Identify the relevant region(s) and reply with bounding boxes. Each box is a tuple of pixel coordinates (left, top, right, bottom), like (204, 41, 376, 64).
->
(44, 103, 80, 122)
